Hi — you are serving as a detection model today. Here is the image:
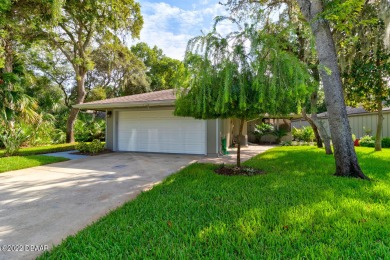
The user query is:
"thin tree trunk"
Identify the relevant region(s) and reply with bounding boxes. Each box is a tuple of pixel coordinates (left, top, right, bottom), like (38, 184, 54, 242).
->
(309, 87, 323, 148)
(237, 118, 245, 168)
(66, 72, 86, 143)
(4, 38, 13, 74)
(302, 108, 322, 148)
(316, 119, 333, 155)
(296, 0, 367, 179)
(3, 38, 15, 130)
(310, 66, 332, 154)
(375, 100, 383, 151)
(66, 108, 78, 143)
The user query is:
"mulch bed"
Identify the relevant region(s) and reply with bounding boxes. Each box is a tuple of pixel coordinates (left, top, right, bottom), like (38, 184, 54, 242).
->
(71, 149, 112, 156)
(215, 166, 265, 176)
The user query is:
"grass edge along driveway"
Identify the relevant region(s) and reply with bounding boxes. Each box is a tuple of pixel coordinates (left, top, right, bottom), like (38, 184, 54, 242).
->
(0, 143, 76, 157)
(0, 155, 69, 173)
(0, 143, 75, 173)
(39, 146, 390, 259)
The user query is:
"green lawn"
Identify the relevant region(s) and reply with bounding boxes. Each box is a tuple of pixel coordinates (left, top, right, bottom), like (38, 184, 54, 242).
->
(0, 155, 69, 173)
(0, 143, 76, 157)
(39, 147, 390, 259)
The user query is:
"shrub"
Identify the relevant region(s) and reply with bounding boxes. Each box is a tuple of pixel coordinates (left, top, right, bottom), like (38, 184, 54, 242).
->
(272, 129, 288, 144)
(292, 127, 314, 142)
(382, 137, 390, 148)
(75, 142, 89, 153)
(76, 140, 105, 154)
(89, 140, 105, 154)
(74, 114, 105, 142)
(22, 120, 57, 146)
(0, 127, 29, 156)
(352, 134, 356, 142)
(253, 123, 274, 143)
(359, 135, 375, 147)
(280, 141, 292, 146)
(52, 129, 66, 144)
(363, 127, 372, 136)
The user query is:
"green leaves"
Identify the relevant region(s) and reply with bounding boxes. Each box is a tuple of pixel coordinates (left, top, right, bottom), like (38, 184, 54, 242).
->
(323, 0, 367, 34)
(342, 1, 390, 112)
(0, 72, 39, 124)
(131, 43, 187, 92)
(175, 19, 312, 121)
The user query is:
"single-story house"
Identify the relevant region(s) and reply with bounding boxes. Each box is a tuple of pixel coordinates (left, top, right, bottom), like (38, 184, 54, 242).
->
(74, 89, 249, 156)
(291, 106, 390, 138)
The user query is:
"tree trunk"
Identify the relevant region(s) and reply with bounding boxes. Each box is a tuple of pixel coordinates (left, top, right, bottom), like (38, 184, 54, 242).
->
(236, 118, 245, 168)
(4, 38, 13, 74)
(302, 108, 322, 148)
(310, 66, 332, 154)
(3, 38, 15, 130)
(375, 100, 383, 151)
(66, 72, 86, 143)
(66, 108, 79, 143)
(316, 119, 333, 155)
(296, 0, 367, 179)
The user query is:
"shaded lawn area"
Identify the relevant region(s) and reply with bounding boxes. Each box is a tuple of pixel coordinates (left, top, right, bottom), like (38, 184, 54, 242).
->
(0, 155, 68, 173)
(0, 143, 77, 157)
(39, 147, 390, 259)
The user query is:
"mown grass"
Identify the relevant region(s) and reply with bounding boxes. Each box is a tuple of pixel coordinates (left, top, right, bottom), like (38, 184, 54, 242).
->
(39, 146, 390, 259)
(0, 143, 77, 157)
(0, 155, 68, 173)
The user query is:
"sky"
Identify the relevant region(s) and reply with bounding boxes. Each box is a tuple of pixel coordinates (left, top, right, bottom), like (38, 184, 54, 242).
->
(134, 0, 232, 60)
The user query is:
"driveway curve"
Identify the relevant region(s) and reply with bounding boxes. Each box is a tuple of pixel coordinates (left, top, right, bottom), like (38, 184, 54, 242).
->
(0, 153, 200, 260)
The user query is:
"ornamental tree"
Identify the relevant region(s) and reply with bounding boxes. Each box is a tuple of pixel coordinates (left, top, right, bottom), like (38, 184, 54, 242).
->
(175, 22, 311, 167)
(224, 0, 370, 178)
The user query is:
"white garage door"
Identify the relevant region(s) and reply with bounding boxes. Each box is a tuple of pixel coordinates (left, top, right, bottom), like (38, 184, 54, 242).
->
(117, 110, 207, 155)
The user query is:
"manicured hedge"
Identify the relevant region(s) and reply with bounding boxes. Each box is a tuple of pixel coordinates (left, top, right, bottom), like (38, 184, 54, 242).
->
(0, 143, 77, 157)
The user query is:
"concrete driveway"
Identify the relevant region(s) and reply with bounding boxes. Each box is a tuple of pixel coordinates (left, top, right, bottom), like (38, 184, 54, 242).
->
(0, 153, 200, 260)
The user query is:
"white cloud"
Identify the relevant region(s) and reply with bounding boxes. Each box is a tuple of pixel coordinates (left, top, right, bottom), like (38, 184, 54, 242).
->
(132, 1, 231, 60)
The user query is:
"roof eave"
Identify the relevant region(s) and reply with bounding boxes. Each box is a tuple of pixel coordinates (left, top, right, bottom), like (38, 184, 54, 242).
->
(73, 100, 175, 110)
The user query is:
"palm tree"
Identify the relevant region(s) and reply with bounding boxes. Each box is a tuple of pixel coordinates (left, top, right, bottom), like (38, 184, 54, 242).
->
(0, 77, 38, 128)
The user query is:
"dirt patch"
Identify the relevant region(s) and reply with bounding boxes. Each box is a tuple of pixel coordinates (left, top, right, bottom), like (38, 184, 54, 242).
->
(71, 149, 112, 156)
(215, 166, 265, 176)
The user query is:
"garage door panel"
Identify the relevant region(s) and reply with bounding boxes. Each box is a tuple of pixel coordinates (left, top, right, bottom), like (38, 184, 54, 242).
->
(117, 110, 206, 154)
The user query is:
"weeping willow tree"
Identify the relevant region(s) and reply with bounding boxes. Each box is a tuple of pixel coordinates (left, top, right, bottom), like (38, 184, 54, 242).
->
(175, 21, 311, 167)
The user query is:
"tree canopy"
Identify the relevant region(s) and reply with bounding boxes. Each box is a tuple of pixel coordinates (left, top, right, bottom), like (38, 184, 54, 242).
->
(342, 1, 390, 151)
(37, 0, 143, 142)
(175, 20, 311, 166)
(131, 43, 187, 91)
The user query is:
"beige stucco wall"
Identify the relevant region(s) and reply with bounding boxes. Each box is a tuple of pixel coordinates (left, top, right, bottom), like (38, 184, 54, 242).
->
(207, 119, 219, 157)
(221, 119, 232, 148)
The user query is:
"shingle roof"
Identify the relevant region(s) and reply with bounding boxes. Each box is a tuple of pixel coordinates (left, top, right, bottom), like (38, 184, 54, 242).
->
(74, 89, 177, 110)
(84, 89, 176, 105)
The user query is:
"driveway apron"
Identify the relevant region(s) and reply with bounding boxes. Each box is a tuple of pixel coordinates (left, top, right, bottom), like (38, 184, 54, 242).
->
(0, 153, 200, 260)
